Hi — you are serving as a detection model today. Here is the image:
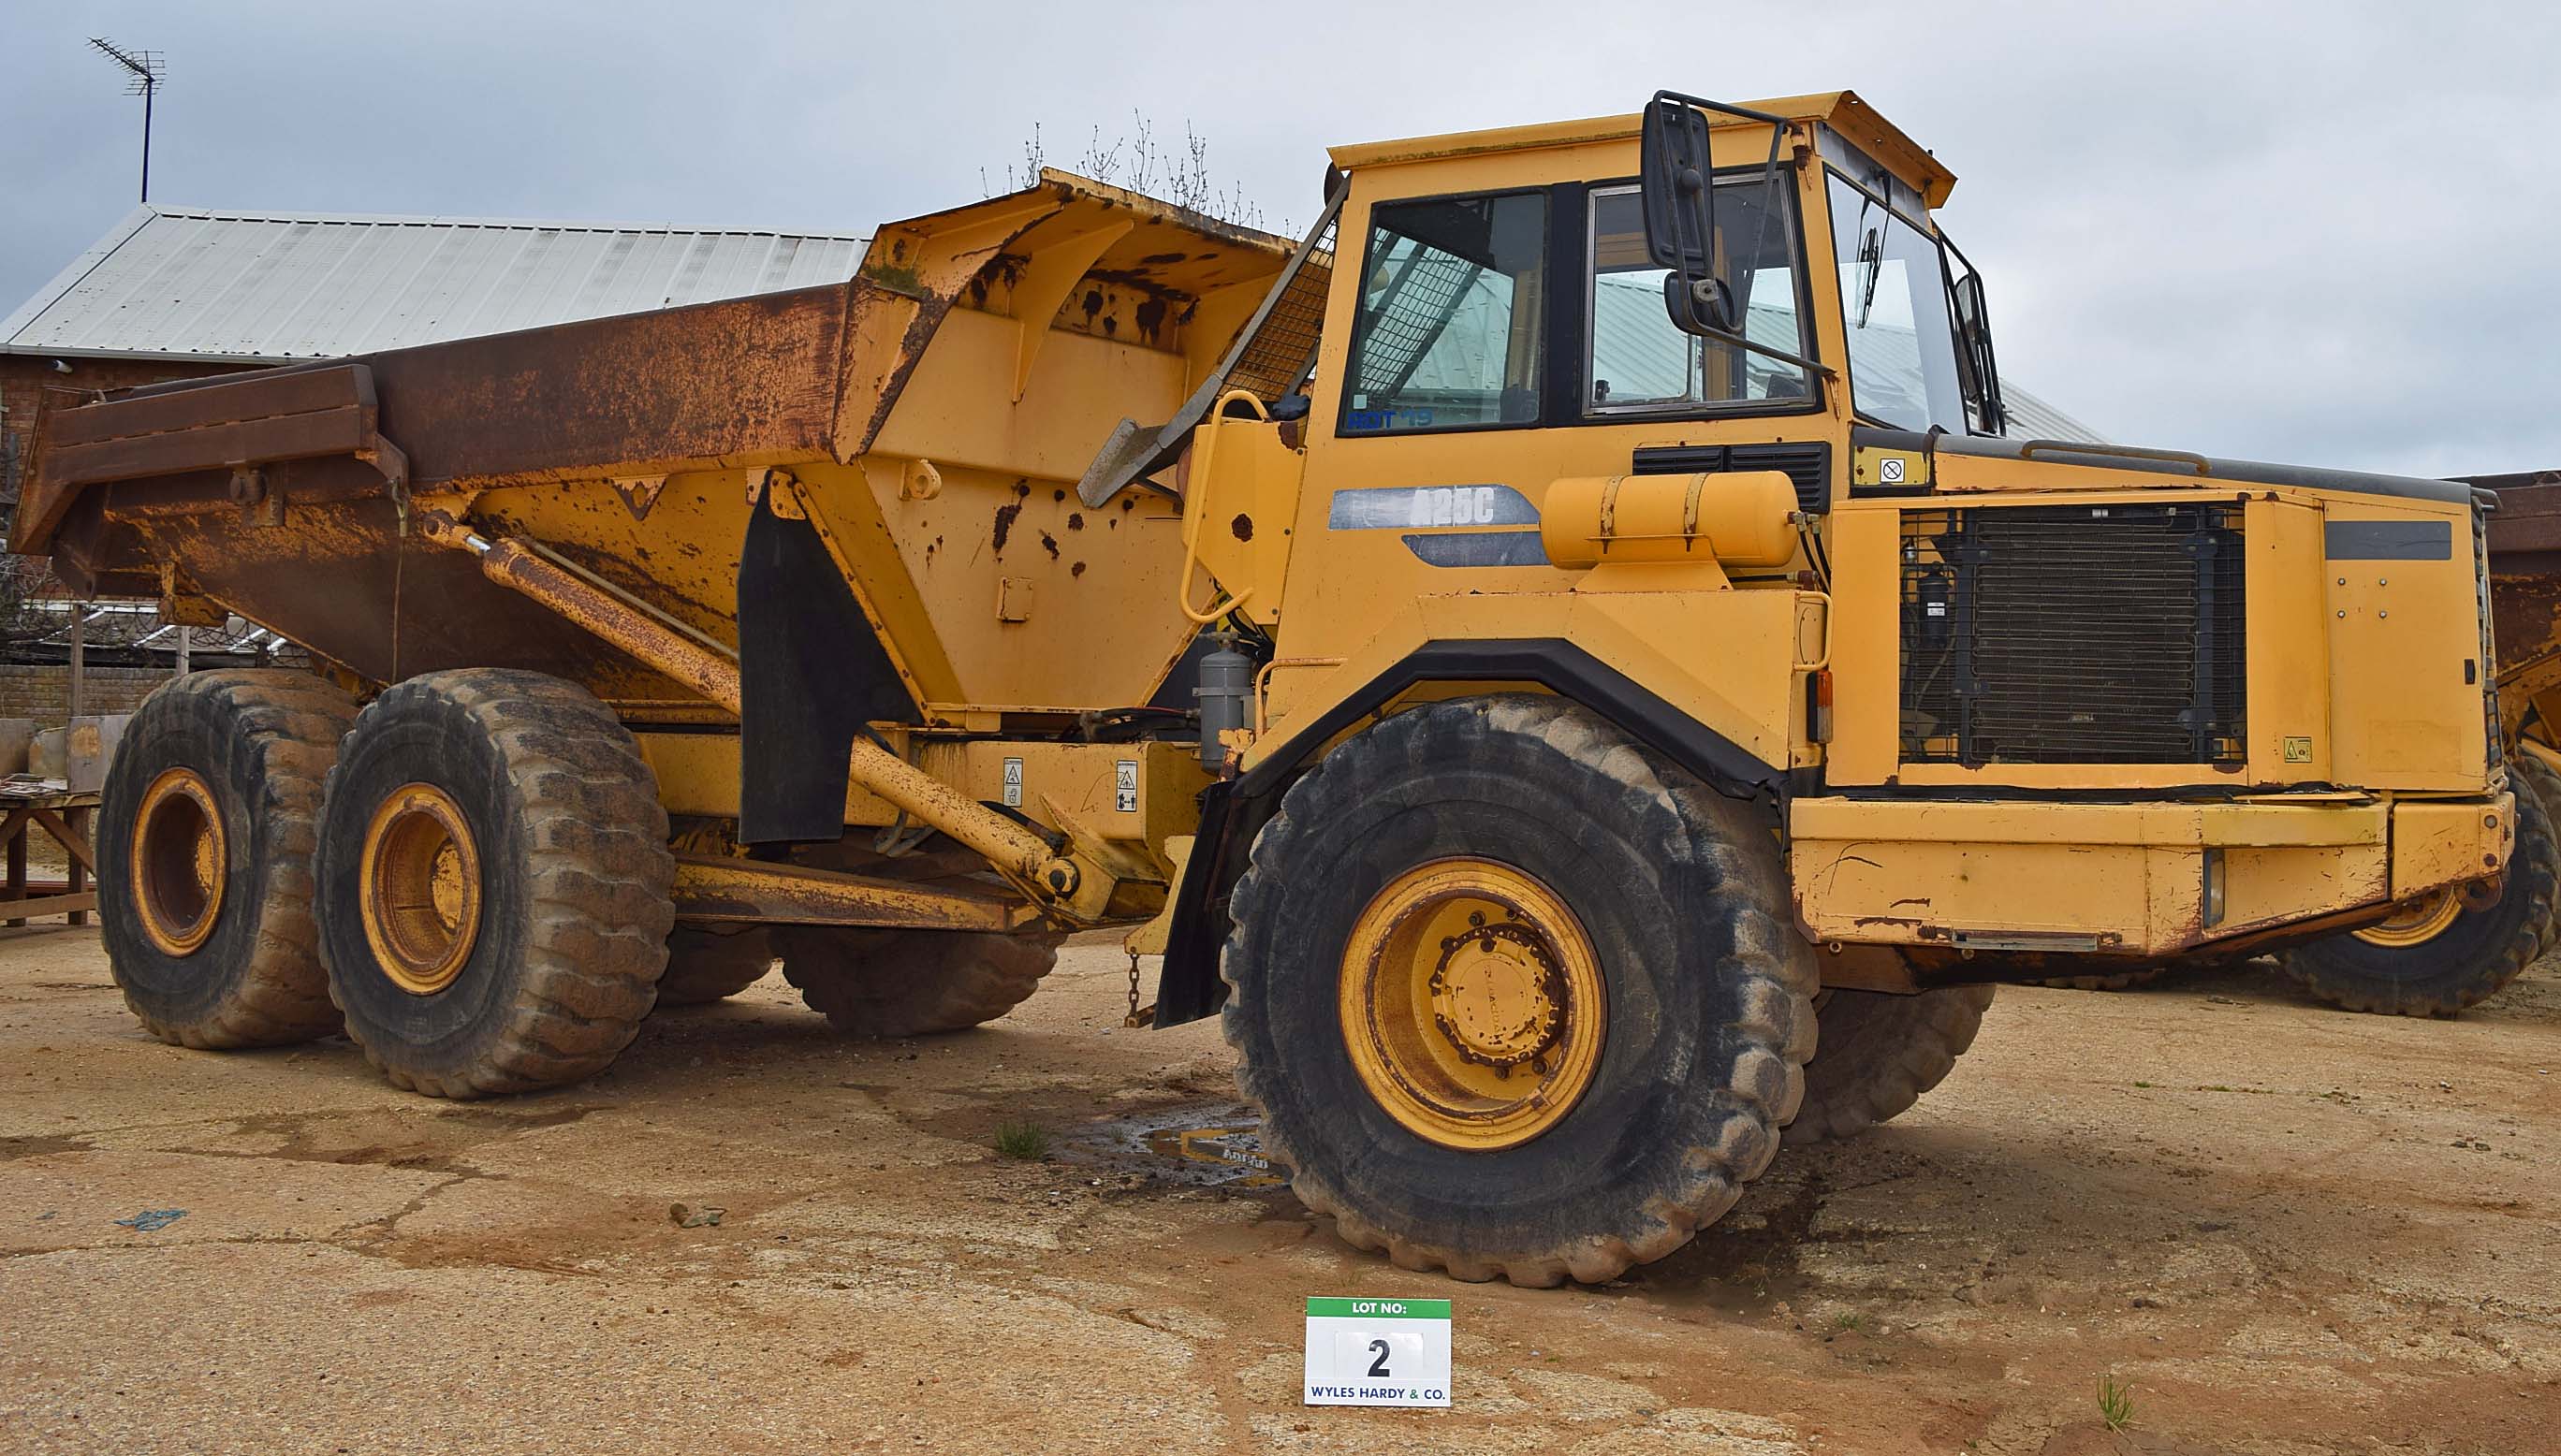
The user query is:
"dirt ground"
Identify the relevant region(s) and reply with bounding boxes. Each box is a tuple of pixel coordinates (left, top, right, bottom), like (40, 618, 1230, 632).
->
(3, 929, 2557, 1455)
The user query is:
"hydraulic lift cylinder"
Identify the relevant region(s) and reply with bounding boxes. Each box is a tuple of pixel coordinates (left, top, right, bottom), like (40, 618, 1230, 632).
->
(417, 513, 1084, 903)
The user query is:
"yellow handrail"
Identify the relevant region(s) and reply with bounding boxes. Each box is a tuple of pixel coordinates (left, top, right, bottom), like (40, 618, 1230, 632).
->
(1175, 390, 1268, 625)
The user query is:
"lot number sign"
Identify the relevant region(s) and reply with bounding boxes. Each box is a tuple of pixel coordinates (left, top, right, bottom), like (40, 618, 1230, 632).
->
(1303, 1297, 1452, 1407)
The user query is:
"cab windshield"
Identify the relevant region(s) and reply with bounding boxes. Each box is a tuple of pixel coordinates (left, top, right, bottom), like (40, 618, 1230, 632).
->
(1828, 173, 1966, 433)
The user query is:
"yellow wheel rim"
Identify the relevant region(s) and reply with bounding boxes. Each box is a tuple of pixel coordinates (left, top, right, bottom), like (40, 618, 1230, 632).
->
(1339, 857, 1605, 1151)
(2352, 887, 2466, 948)
(131, 766, 227, 957)
(359, 783, 482, 995)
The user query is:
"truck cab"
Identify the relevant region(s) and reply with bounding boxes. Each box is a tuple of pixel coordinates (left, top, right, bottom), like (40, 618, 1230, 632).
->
(1177, 90, 2511, 983)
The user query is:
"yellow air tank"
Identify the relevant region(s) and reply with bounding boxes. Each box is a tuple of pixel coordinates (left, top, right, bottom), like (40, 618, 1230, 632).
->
(1539, 470, 1798, 570)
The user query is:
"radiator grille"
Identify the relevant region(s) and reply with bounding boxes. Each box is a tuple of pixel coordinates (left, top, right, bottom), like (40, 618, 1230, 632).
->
(1899, 502, 2246, 765)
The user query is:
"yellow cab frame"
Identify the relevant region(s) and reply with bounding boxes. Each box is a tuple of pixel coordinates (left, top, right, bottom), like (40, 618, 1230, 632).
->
(1145, 89, 2510, 1019)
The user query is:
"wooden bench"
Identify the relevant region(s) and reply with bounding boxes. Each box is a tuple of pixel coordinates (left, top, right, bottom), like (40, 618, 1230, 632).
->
(0, 787, 100, 927)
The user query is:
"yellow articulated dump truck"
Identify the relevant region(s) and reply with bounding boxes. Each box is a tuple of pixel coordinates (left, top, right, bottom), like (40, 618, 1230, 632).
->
(23, 90, 2524, 1285)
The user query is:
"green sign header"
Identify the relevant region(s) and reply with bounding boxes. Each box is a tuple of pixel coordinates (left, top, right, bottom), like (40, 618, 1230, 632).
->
(1305, 1297, 1452, 1320)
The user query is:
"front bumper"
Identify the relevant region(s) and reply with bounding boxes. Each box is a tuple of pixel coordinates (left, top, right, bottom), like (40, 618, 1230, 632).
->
(1790, 793, 2514, 957)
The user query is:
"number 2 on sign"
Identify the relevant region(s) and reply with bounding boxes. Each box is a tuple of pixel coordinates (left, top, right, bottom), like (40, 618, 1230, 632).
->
(1303, 1295, 1451, 1407)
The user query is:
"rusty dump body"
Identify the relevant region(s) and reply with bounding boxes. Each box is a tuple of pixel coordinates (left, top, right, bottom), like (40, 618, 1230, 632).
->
(2477, 470, 2561, 751)
(21, 169, 1310, 725)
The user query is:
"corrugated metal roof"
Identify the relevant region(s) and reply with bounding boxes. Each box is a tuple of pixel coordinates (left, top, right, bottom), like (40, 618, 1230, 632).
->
(0, 206, 869, 362)
(1998, 384, 2102, 444)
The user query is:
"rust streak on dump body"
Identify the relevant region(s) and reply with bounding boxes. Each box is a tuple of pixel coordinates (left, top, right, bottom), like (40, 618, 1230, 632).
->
(16, 285, 856, 556)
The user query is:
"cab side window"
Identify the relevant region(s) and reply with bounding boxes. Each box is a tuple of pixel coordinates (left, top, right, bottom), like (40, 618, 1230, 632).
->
(1586, 181, 1809, 414)
(1339, 192, 1547, 434)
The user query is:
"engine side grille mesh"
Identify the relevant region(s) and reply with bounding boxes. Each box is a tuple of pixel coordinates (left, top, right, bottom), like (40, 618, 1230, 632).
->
(1631, 441, 1832, 515)
(1899, 502, 2246, 765)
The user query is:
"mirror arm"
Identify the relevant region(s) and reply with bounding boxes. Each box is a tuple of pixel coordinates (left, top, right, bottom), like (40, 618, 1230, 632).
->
(1688, 328, 1836, 382)
(1652, 88, 1793, 128)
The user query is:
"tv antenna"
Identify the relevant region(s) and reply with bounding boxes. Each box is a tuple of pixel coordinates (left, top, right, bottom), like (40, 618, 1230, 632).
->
(89, 37, 166, 203)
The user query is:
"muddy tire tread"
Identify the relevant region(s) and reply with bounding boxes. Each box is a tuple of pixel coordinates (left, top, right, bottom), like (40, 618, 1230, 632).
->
(2023, 969, 2163, 992)
(655, 926, 777, 1006)
(777, 927, 1060, 1036)
(1786, 985, 1995, 1145)
(1222, 694, 1817, 1288)
(2282, 754, 2560, 1018)
(105, 671, 357, 1048)
(318, 670, 673, 1098)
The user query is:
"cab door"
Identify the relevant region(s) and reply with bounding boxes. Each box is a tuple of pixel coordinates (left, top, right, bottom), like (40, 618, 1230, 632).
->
(1272, 163, 1844, 703)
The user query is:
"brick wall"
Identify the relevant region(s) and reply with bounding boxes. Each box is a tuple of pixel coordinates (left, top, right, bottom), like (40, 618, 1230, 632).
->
(0, 662, 174, 723)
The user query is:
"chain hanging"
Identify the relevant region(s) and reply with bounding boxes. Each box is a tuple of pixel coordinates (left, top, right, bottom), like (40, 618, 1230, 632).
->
(1123, 952, 1156, 1027)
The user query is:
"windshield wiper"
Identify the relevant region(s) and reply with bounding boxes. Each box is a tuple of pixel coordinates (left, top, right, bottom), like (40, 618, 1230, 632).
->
(1852, 175, 1891, 328)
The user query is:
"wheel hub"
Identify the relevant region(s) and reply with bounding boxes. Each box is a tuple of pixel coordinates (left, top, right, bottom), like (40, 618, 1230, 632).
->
(2351, 886, 2466, 948)
(1339, 858, 1605, 1151)
(131, 766, 227, 957)
(1429, 921, 1563, 1068)
(359, 783, 482, 995)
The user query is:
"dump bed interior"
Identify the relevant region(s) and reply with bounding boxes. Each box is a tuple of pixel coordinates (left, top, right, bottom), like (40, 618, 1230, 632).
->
(2475, 470, 2561, 740)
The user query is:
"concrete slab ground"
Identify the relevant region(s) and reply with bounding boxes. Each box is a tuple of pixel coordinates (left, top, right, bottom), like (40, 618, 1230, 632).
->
(4, 927, 2556, 1453)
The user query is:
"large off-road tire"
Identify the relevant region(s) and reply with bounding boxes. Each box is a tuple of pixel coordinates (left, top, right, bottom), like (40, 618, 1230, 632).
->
(1221, 694, 1818, 1287)
(2025, 968, 2164, 992)
(97, 670, 356, 1048)
(313, 670, 674, 1098)
(775, 927, 1061, 1035)
(2282, 755, 2561, 1017)
(1785, 985, 1995, 1145)
(654, 926, 776, 1006)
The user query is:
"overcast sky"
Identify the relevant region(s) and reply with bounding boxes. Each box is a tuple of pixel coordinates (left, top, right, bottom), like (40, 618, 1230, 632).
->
(6, 1, 2556, 476)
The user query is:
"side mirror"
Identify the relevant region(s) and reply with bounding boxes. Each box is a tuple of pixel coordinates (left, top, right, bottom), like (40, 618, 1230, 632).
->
(1641, 95, 1734, 334)
(1661, 272, 1734, 335)
(1950, 269, 2006, 433)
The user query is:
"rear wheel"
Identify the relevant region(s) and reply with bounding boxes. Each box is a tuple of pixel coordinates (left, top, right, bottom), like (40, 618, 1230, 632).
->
(1786, 985, 1994, 1144)
(98, 671, 356, 1047)
(2024, 968, 2163, 992)
(314, 670, 674, 1098)
(2281, 757, 2560, 1017)
(1221, 695, 1816, 1287)
(776, 927, 1060, 1035)
(655, 926, 776, 1006)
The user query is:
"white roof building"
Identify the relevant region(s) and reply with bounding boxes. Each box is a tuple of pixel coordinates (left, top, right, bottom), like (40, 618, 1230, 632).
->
(0, 205, 869, 363)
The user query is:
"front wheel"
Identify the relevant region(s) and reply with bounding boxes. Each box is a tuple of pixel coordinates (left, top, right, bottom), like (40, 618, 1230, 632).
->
(1221, 695, 1816, 1287)
(2281, 760, 2560, 1017)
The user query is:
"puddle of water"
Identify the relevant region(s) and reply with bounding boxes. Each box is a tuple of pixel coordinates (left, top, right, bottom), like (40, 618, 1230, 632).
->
(1056, 1100, 1284, 1188)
